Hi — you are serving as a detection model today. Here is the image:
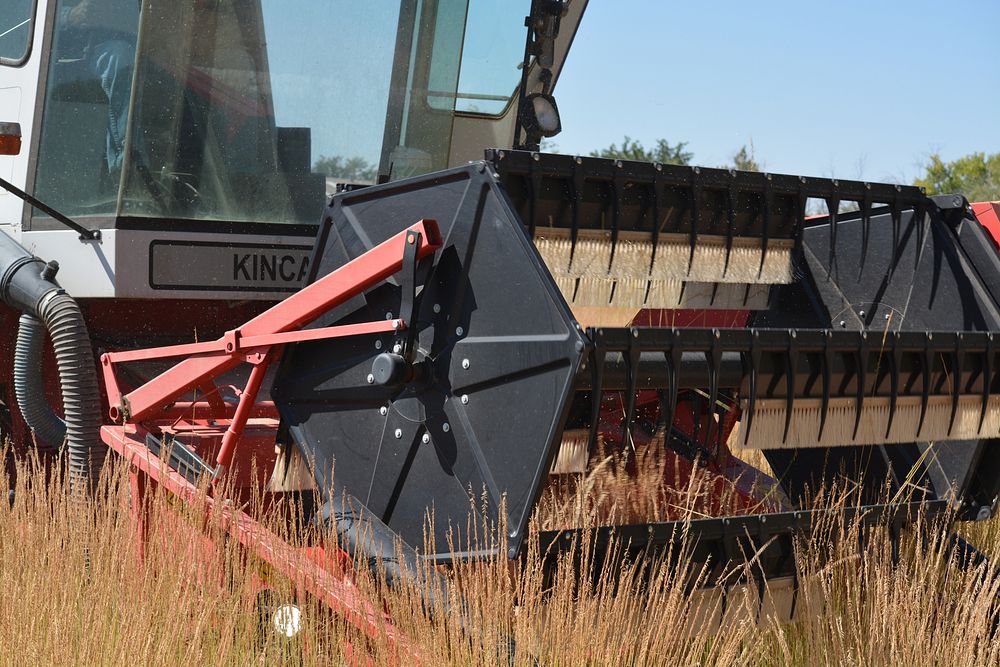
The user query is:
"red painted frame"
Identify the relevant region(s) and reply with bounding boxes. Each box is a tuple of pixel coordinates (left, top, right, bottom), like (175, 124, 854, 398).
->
(101, 219, 442, 479)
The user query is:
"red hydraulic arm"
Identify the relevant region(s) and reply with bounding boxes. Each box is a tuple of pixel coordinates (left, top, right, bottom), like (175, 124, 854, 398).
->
(101, 219, 442, 477)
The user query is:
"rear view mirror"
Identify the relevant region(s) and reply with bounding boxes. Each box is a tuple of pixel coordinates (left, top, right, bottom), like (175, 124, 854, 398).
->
(0, 122, 21, 156)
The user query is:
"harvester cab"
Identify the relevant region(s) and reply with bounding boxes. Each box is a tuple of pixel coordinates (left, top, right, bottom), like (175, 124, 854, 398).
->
(2, 0, 1000, 639)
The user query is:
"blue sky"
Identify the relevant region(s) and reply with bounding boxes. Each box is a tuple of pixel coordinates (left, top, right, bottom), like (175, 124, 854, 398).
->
(552, 1, 1000, 183)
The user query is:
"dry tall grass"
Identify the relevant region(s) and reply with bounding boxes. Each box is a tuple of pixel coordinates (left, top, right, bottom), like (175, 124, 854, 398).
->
(2, 449, 1000, 666)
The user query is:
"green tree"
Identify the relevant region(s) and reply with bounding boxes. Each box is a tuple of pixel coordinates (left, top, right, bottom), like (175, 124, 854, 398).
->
(313, 155, 378, 182)
(914, 151, 1000, 202)
(730, 143, 760, 172)
(589, 136, 693, 165)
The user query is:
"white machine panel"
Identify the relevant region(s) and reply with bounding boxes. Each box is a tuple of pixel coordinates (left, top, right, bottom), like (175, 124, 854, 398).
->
(19, 228, 314, 300)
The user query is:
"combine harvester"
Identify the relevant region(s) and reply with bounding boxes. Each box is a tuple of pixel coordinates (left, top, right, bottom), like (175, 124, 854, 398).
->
(2, 0, 1000, 648)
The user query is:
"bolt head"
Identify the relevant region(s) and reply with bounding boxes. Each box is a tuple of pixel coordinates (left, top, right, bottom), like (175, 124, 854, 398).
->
(385, 312, 393, 320)
(394, 428, 402, 439)
(375, 340, 382, 350)
(433, 303, 441, 314)
(392, 343, 402, 354)
(366, 373, 374, 384)
(461, 394, 469, 405)
(421, 433, 430, 444)
(859, 310, 865, 318)
(456, 326, 464, 337)
(379, 406, 388, 416)
(462, 358, 470, 370)
(442, 422, 450, 433)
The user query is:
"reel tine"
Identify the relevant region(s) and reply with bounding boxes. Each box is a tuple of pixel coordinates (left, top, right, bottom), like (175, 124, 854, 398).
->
(886, 331, 902, 439)
(980, 333, 994, 436)
(826, 191, 840, 276)
(758, 176, 773, 281)
(818, 330, 833, 441)
(587, 328, 607, 458)
(609, 161, 625, 274)
(743, 330, 761, 447)
(890, 189, 902, 276)
(621, 328, 642, 446)
(914, 199, 927, 271)
(858, 188, 872, 281)
(703, 329, 722, 452)
(723, 175, 737, 279)
(570, 156, 585, 266)
(650, 165, 665, 276)
(948, 334, 964, 437)
(794, 187, 808, 262)
(661, 328, 682, 441)
(687, 168, 701, 277)
(852, 331, 868, 441)
(782, 329, 798, 444)
(916, 332, 933, 438)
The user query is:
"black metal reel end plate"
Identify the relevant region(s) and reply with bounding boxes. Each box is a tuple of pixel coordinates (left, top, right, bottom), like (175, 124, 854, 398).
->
(271, 164, 586, 563)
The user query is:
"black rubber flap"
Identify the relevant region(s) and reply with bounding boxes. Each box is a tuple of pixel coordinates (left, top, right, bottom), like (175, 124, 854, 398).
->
(271, 163, 586, 562)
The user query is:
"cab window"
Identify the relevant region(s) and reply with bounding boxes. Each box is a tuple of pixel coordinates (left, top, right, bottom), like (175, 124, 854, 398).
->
(32, 0, 142, 217)
(0, 0, 36, 66)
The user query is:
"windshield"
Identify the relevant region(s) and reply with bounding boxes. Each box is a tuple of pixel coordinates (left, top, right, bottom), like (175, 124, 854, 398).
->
(30, 0, 529, 227)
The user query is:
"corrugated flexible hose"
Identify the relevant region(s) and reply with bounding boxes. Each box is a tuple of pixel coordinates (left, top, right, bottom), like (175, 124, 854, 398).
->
(13, 313, 67, 450)
(37, 292, 104, 492)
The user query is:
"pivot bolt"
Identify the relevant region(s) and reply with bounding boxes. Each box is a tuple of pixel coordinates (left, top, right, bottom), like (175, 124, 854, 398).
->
(366, 373, 374, 384)
(375, 340, 382, 350)
(461, 395, 469, 405)
(462, 358, 470, 369)
(443, 423, 451, 433)
(456, 326, 464, 337)
(394, 429, 402, 439)
(422, 433, 430, 444)
(379, 406, 388, 416)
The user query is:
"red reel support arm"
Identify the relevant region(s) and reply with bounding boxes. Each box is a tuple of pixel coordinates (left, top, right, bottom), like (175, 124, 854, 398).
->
(101, 218, 442, 430)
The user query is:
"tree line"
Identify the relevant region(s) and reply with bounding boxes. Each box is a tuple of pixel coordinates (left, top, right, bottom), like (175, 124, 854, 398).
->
(587, 136, 998, 201)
